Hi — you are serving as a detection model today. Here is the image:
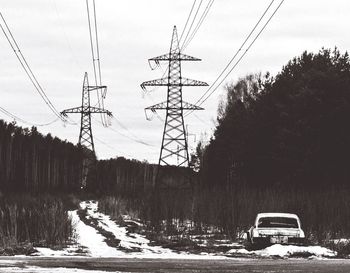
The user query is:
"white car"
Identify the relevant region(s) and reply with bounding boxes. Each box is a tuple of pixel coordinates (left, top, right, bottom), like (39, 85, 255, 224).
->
(247, 213, 305, 246)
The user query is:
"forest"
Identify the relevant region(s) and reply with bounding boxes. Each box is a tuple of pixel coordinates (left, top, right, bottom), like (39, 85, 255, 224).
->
(191, 48, 350, 241)
(0, 121, 83, 192)
(0, 48, 350, 249)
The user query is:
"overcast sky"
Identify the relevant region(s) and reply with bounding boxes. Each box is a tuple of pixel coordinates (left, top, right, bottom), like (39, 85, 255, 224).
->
(1, 0, 350, 163)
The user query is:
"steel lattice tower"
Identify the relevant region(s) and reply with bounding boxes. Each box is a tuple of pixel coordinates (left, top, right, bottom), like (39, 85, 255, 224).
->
(61, 72, 112, 188)
(141, 26, 207, 185)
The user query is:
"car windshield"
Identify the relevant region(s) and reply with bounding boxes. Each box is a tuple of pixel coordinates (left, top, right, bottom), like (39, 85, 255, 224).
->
(257, 217, 299, 228)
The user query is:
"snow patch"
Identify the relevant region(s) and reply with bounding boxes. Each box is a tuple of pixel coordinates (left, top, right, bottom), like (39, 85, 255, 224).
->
(227, 244, 337, 258)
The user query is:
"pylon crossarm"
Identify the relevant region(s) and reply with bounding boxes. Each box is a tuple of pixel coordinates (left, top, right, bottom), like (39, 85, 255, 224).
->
(149, 53, 201, 62)
(181, 78, 208, 86)
(61, 106, 83, 115)
(182, 101, 204, 110)
(141, 77, 208, 88)
(145, 101, 167, 111)
(88, 106, 113, 116)
(141, 78, 168, 87)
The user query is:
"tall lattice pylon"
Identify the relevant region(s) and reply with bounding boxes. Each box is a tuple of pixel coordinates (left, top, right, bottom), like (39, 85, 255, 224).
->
(141, 26, 207, 186)
(61, 72, 112, 188)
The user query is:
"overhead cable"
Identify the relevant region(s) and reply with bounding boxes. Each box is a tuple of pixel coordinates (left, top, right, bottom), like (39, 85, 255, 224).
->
(0, 106, 60, 127)
(0, 12, 65, 122)
(179, 0, 197, 44)
(92, 116, 155, 148)
(182, 0, 215, 51)
(180, 0, 203, 49)
(86, 0, 107, 126)
(186, 0, 285, 116)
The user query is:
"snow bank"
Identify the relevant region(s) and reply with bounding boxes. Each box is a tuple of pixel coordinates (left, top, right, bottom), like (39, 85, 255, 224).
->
(227, 244, 337, 258)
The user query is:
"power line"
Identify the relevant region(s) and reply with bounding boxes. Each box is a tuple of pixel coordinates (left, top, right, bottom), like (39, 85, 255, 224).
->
(51, 0, 82, 71)
(92, 0, 102, 87)
(186, 0, 284, 116)
(198, 0, 285, 107)
(92, 116, 156, 148)
(0, 12, 65, 122)
(193, 113, 213, 127)
(86, 0, 107, 126)
(0, 106, 59, 127)
(180, 0, 203, 49)
(191, 0, 274, 107)
(112, 116, 156, 147)
(86, 0, 98, 85)
(67, 116, 135, 158)
(93, 135, 134, 158)
(182, 0, 215, 51)
(179, 0, 197, 44)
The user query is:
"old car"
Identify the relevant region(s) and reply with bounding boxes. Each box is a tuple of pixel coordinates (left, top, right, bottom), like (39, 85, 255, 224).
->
(247, 213, 305, 247)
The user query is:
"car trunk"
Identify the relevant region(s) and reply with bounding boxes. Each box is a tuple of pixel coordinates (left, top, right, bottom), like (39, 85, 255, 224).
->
(257, 228, 300, 237)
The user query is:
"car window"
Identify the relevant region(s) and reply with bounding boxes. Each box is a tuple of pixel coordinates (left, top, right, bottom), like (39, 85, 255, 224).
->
(257, 217, 299, 228)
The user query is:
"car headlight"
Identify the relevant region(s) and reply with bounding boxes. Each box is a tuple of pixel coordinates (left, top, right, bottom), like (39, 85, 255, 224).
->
(299, 230, 305, 238)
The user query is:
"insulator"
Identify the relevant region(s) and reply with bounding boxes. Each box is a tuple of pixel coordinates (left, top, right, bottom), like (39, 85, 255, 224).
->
(144, 109, 154, 121)
(148, 60, 158, 70)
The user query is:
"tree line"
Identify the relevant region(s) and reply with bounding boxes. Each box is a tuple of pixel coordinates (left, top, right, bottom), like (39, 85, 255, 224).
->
(0, 121, 83, 192)
(199, 48, 350, 191)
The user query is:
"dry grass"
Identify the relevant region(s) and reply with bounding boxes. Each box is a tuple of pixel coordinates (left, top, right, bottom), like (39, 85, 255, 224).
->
(0, 194, 76, 249)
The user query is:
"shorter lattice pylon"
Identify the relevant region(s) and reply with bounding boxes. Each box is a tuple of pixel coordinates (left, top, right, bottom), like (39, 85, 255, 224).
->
(61, 72, 112, 188)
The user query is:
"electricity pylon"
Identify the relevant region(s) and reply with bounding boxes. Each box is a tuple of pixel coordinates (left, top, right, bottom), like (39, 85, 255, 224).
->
(141, 26, 207, 187)
(61, 72, 112, 188)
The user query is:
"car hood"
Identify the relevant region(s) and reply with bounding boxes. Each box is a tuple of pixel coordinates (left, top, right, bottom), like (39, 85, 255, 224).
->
(256, 228, 301, 236)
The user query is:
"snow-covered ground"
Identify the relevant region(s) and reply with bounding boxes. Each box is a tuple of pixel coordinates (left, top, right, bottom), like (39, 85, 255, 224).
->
(34, 200, 337, 260)
(227, 244, 337, 258)
(35, 200, 226, 259)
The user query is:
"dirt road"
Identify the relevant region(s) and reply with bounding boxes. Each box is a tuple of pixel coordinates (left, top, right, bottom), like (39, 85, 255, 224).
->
(1, 257, 350, 272)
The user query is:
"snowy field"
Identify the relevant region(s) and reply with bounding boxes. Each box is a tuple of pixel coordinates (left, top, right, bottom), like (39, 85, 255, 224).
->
(0, 200, 345, 272)
(35, 201, 227, 259)
(32, 200, 336, 260)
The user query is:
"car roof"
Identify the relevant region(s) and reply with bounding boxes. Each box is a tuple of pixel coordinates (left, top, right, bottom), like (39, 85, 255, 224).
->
(257, 213, 299, 219)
